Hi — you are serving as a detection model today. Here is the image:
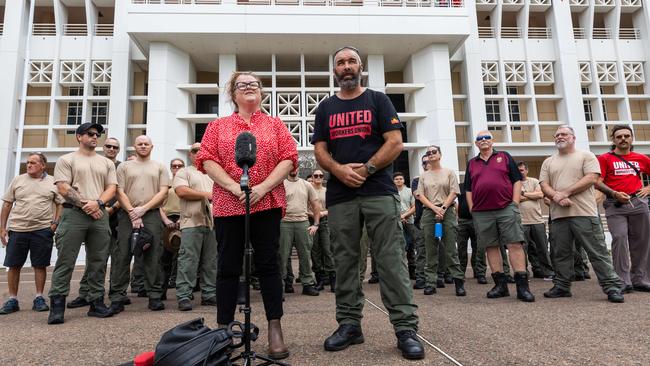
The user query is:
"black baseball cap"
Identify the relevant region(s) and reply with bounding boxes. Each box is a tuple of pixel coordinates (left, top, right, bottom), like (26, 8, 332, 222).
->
(76, 122, 104, 135)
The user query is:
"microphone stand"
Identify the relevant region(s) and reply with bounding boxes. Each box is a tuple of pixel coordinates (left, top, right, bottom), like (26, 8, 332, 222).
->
(230, 165, 289, 366)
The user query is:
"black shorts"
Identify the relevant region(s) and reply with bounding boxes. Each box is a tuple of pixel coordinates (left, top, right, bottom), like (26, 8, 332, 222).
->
(3, 228, 54, 268)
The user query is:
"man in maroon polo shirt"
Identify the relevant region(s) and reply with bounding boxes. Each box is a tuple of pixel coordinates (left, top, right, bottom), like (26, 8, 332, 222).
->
(464, 130, 534, 302)
(596, 124, 650, 293)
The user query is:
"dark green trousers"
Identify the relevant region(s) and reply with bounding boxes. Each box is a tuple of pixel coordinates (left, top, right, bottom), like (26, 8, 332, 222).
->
(109, 210, 164, 302)
(49, 208, 111, 300)
(421, 207, 464, 286)
(550, 216, 622, 292)
(279, 221, 316, 286)
(78, 235, 116, 300)
(329, 195, 418, 332)
(523, 223, 554, 276)
(311, 217, 335, 277)
(176, 226, 217, 301)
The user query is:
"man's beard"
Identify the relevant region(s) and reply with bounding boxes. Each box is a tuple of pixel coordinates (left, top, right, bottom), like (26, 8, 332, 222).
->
(289, 173, 297, 178)
(335, 70, 361, 90)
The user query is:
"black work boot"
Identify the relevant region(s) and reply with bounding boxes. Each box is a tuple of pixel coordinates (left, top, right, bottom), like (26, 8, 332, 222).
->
(324, 324, 364, 351)
(514, 272, 535, 302)
(302, 285, 320, 296)
(47, 295, 66, 325)
(314, 273, 325, 292)
(396, 330, 425, 360)
(487, 272, 510, 298)
(66, 296, 89, 309)
(329, 272, 336, 293)
(88, 299, 114, 318)
(454, 278, 466, 297)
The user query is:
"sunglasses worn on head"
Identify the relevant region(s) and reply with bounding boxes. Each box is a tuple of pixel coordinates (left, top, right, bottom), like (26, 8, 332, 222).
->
(104, 144, 119, 150)
(476, 135, 492, 142)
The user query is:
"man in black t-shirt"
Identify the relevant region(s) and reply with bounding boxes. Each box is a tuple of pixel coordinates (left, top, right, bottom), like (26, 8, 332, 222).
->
(313, 46, 424, 360)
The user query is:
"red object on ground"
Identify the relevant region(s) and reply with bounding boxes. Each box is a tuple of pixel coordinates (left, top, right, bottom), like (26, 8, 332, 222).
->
(133, 351, 155, 366)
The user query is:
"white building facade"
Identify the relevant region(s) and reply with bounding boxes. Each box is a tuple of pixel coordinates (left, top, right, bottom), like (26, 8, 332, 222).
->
(1, 0, 650, 187)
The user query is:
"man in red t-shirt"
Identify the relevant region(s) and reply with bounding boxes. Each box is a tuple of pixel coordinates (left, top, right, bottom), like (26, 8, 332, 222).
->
(597, 125, 650, 293)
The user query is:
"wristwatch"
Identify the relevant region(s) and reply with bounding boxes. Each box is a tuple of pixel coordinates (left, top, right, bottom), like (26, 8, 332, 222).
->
(97, 199, 106, 209)
(50, 220, 59, 225)
(441, 206, 447, 210)
(364, 161, 377, 175)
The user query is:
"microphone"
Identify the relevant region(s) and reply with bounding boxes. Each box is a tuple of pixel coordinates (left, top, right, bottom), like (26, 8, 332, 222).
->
(235, 132, 257, 169)
(235, 132, 257, 190)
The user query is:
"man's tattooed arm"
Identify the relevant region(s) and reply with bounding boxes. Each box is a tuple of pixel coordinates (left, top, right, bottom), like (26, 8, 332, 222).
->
(56, 182, 84, 207)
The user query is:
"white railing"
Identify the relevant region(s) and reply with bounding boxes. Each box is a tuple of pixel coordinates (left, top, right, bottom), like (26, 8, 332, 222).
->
(528, 27, 551, 39)
(501, 26, 521, 38)
(619, 28, 640, 40)
(621, 0, 642, 6)
(95, 24, 114, 36)
(475, 0, 496, 5)
(573, 27, 585, 39)
(132, 0, 464, 5)
(478, 26, 494, 38)
(64, 24, 87, 36)
(33, 23, 57, 36)
(592, 27, 611, 39)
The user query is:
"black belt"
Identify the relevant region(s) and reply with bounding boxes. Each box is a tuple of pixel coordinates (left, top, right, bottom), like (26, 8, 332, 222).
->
(62, 203, 83, 211)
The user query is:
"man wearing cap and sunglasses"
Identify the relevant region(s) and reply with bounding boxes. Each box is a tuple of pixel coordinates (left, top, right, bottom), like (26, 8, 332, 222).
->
(464, 130, 535, 302)
(67, 137, 123, 309)
(48, 123, 117, 324)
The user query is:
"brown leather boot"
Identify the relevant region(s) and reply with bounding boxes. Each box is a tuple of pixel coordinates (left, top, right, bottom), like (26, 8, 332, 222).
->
(267, 319, 289, 360)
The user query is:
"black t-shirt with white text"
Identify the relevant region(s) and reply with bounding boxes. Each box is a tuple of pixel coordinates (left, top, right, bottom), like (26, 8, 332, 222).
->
(312, 89, 402, 206)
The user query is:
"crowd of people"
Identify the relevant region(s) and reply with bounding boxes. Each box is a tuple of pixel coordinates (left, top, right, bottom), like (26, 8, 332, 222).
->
(1, 46, 650, 361)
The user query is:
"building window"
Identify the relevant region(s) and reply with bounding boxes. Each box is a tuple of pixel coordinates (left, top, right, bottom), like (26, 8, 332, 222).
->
(581, 87, 590, 95)
(91, 102, 108, 125)
(486, 100, 501, 122)
(584, 100, 593, 122)
(484, 86, 498, 95)
(93, 86, 109, 96)
(66, 86, 83, 134)
(508, 88, 521, 122)
(602, 100, 608, 121)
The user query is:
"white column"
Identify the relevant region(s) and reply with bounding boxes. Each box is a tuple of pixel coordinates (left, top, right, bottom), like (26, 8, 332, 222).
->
(107, 0, 132, 160)
(366, 55, 385, 93)
(548, 0, 589, 150)
(404, 44, 458, 176)
(218, 54, 236, 117)
(0, 1, 31, 187)
(146, 42, 195, 165)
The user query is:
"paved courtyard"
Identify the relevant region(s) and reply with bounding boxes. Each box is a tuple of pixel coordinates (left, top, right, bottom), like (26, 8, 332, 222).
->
(1, 263, 649, 366)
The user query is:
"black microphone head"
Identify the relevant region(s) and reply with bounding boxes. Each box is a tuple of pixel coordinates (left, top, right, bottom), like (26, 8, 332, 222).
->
(235, 131, 257, 168)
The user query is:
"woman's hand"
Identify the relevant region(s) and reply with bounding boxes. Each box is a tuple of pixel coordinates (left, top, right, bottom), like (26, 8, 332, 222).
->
(240, 184, 270, 206)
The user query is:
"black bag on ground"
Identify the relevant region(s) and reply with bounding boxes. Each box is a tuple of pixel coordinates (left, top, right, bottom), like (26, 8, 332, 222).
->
(154, 318, 234, 366)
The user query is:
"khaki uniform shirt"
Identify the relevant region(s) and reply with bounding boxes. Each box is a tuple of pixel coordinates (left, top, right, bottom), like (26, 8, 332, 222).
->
(173, 166, 214, 230)
(397, 187, 415, 224)
(313, 186, 327, 210)
(116, 159, 170, 208)
(539, 150, 600, 219)
(520, 178, 545, 225)
(283, 178, 317, 222)
(162, 188, 181, 216)
(3, 174, 64, 232)
(54, 152, 117, 201)
(415, 168, 460, 207)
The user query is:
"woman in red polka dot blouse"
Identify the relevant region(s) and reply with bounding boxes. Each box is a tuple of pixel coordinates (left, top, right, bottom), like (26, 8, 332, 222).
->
(196, 71, 298, 360)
